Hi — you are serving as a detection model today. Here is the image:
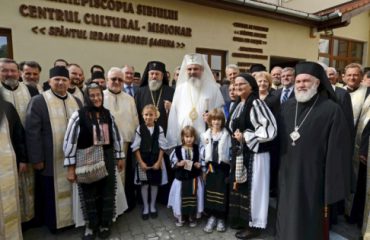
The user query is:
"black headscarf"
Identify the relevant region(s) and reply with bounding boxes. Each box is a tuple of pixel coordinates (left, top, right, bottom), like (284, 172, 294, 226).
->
(295, 61, 337, 102)
(140, 61, 169, 87)
(83, 83, 110, 141)
(238, 73, 259, 98)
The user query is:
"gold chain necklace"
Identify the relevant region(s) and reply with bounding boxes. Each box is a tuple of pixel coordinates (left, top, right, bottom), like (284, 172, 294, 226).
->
(150, 88, 163, 118)
(188, 84, 201, 122)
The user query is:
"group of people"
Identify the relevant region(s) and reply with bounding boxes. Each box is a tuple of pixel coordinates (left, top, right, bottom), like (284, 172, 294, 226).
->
(0, 52, 370, 240)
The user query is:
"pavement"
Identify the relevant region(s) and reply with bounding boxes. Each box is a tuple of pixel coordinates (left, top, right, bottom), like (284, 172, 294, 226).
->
(23, 200, 361, 240)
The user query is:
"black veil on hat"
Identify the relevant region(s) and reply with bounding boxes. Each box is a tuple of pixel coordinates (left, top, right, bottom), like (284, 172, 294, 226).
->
(295, 61, 337, 102)
(249, 64, 267, 74)
(91, 71, 105, 81)
(140, 61, 169, 87)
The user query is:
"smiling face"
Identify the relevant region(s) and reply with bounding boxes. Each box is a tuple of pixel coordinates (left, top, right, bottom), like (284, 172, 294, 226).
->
(234, 76, 252, 100)
(0, 61, 19, 88)
(88, 87, 103, 108)
(256, 75, 270, 94)
(142, 107, 156, 127)
(22, 65, 40, 84)
(107, 70, 124, 93)
(294, 74, 320, 102)
(344, 67, 362, 89)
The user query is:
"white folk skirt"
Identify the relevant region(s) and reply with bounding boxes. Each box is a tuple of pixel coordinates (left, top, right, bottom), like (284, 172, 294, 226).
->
(167, 177, 204, 219)
(249, 152, 270, 228)
(73, 168, 128, 227)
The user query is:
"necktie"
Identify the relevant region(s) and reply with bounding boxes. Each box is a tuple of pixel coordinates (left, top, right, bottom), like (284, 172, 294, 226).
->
(281, 88, 290, 103)
(127, 86, 133, 96)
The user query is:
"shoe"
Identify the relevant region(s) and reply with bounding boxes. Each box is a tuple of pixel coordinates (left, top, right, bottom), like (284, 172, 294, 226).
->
(98, 228, 111, 239)
(216, 219, 226, 232)
(175, 219, 184, 227)
(142, 213, 149, 220)
(150, 211, 158, 219)
(81, 233, 95, 240)
(189, 217, 197, 228)
(203, 216, 217, 233)
(235, 228, 260, 239)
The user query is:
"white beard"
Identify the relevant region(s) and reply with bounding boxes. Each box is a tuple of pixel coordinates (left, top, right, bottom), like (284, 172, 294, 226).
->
(295, 84, 318, 102)
(3, 78, 19, 89)
(188, 77, 202, 89)
(148, 79, 163, 91)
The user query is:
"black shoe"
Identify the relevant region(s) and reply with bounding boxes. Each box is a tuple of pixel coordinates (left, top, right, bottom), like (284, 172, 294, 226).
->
(142, 213, 149, 220)
(98, 228, 111, 239)
(235, 228, 260, 239)
(150, 211, 158, 219)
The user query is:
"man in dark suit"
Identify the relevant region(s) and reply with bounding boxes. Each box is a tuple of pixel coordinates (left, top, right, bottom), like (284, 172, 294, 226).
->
(272, 67, 295, 104)
(122, 65, 139, 97)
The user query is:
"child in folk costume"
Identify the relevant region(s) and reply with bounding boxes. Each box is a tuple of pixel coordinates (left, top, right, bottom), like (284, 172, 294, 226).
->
(131, 104, 168, 220)
(168, 126, 204, 227)
(201, 108, 231, 233)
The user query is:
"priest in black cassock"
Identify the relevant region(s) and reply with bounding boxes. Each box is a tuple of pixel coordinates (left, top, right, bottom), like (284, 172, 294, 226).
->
(135, 61, 174, 134)
(276, 61, 352, 240)
(134, 61, 174, 205)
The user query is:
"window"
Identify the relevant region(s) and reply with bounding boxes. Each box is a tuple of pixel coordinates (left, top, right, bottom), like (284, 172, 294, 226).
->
(196, 48, 226, 84)
(0, 28, 13, 59)
(319, 36, 364, 74)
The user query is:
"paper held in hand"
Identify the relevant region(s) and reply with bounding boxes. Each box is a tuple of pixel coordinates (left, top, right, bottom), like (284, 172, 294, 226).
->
(184, 160, 193, 171)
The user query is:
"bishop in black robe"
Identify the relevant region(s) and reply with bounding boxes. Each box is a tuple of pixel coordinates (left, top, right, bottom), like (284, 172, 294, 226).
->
(276, 62, 352, 240)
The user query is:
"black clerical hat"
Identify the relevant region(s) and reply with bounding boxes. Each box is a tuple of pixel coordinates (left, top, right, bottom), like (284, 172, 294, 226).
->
(295, 61, 337, 101)
(249, 64, 266, 73)
(49, 66, 69, 79)
(140, 61, 169, 87)
(91, 71, 105, 80)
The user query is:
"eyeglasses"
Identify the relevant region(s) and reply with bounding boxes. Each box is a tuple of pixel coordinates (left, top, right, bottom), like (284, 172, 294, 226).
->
(110, 77, 123, 82)
(234, 82, 248, 87)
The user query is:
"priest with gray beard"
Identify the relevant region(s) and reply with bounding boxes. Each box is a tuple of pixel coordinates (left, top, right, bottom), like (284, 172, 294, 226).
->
(135, 61, 174, 134)
(276, 61, 352, 240)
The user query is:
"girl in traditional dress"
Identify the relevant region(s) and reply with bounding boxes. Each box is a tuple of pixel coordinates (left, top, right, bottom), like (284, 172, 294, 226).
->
(201, 108, 231, 233)
(168, 126, 204, 227)
(64, 83, 126, 240)
(131, 104, 168, 220)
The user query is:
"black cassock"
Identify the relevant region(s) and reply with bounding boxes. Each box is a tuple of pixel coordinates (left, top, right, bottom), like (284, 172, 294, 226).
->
(134, 85, 174, 134)
(276, 94, 351, 240)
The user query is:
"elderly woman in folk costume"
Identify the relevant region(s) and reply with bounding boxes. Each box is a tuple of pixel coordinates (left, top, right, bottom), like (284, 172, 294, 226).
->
(226, 73, 277, 239)
(63, 83, 126, 240)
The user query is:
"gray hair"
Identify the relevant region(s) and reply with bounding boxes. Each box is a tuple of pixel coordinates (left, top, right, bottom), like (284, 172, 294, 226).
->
(282, 67, 295, 75)
(225, 64, 239, 72)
